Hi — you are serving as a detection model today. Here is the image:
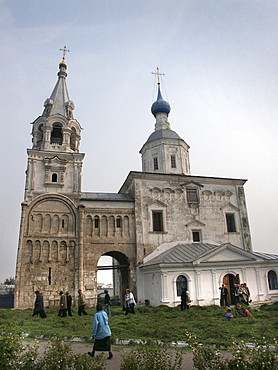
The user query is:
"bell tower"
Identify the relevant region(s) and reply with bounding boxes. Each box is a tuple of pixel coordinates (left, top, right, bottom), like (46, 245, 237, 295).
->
(25, 48, 84, 202)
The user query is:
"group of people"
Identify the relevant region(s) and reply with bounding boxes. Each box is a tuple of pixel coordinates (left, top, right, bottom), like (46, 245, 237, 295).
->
(58, 289, 88, 317)
(224, 305, 251, 320)
(33, 289, 88, 319)
(32, 287, 137, 361)
(220, 282, 251, 307)
(232, 283, 251, 305)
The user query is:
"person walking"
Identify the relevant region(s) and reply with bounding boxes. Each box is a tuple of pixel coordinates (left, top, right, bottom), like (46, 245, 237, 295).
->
(78, 289, 88, 316)
(32, 290, 47, 318)
(88, 303, 113, 360)
(125, 289, 136, 315)
(58, 291, 67, 317)
(104, 289, 111, 316)
(66, 291, 72, 316)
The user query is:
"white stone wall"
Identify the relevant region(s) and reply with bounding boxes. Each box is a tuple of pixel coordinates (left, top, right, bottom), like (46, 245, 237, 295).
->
(138, 263, 278, 307)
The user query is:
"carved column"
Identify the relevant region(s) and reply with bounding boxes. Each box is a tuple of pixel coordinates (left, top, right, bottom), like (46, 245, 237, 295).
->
(195, 271, 204, 303)
(211, 270, 219, 304)
(160, 272, 170, 304)
(255, 267, 264, 301)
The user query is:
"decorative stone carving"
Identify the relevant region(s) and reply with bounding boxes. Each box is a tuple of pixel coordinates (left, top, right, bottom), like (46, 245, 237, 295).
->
(43, 98, 53, 117)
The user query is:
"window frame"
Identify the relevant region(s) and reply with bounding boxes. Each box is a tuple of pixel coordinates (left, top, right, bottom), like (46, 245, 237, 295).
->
(171, 155, 176, 168)
(94, 217, 99, 229)
(116, 217, 122, 228)
(152, 210, 164, 232)
(192, 230, 201, 242)
(176, 275, 187, 297)
(268, 270, 278, 290)
(226, 213, 236, 232)
(153, 157, 158, 170)
(186, 188, 199, 203)
(51, 173, 58, 183)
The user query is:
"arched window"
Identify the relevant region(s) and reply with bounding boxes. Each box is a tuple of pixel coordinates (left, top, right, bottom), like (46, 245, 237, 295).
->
(70, 127, 77, 151)
(37, 124, 44, 148)
(51, 123, 63, 144)
(268, 270, 278, 290)
(116, 216, 122, 228)
(52, 173, 58, 182)
(176, 275, 187, 297)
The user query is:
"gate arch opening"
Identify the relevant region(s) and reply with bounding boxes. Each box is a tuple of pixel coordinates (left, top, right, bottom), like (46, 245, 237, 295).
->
(97, 251, 130, 306)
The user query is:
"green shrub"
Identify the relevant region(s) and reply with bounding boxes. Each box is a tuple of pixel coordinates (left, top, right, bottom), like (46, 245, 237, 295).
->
(120, 342, 183, 370)
(187, 333, 278, 370)
(0, 328, 105, 370)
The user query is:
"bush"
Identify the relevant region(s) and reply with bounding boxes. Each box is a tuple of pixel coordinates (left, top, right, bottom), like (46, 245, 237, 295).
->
(0, 327, 105, 369)
(187, 332, 278, 370)
(120, 342, 183, 370)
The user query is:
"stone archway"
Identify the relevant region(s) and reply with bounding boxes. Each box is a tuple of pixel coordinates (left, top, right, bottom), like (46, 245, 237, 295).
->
(97, 251, 130, 305)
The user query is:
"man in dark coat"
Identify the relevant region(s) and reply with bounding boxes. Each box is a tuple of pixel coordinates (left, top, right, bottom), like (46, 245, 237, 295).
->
(66, 291, 72, 316)
(180, 286, 190, 311)
(32, 291, 47, 318)
(219, 284, 229, 306)
(58, 291, 67, 317)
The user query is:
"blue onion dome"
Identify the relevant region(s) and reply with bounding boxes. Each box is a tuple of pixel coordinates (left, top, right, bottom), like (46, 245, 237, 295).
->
(151, 85, 171, 116)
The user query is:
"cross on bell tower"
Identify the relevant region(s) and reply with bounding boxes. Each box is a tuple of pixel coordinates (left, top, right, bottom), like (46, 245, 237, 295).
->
(60, 46, 70, 62)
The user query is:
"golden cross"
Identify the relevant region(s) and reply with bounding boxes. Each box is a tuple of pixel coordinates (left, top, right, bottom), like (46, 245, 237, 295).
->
(151, 67, 165, 85)
(60, 46, 70, 61)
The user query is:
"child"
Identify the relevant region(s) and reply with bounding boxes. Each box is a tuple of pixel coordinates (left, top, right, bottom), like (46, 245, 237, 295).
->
(224, 308, 233, 320)
(235, 304, 243, 316)
(241, 307, 251, 317)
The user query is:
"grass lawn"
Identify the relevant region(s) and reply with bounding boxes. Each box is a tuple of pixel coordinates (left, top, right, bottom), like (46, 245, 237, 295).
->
(0, 303, 277, 347)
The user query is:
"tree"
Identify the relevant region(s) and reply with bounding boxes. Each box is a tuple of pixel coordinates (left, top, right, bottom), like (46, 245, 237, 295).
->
(3, 277, 15, 285)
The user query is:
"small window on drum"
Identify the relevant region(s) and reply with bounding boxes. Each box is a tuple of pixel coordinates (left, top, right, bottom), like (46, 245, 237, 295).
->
(153, 157, 158, 170)
(171, 155, 176, 168)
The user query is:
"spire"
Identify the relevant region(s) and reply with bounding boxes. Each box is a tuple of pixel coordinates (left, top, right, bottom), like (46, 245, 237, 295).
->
(42, 46, 75, 119)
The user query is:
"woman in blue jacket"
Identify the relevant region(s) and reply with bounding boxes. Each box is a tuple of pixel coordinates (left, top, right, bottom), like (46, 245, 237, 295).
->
(88, 303, 113, 359)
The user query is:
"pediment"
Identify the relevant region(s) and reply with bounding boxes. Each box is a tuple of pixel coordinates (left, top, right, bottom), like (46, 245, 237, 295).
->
(148, 199, 168, 208)
(220, 201, 239, 212)
(186, 219, 206, 227)
(180, 181, 204, 188)
(44, 156, 67, 166)
(198, 244, 260, 263)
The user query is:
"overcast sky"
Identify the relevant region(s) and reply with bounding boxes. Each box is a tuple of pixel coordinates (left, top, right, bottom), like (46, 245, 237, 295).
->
(0, 0, 277, 284)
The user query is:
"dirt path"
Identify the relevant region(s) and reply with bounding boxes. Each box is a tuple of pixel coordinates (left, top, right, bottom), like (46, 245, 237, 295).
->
(33, 341, 195, 369)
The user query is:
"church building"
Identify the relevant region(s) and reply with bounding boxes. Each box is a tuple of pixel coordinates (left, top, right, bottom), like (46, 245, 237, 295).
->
(14, 54, 278, 308)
